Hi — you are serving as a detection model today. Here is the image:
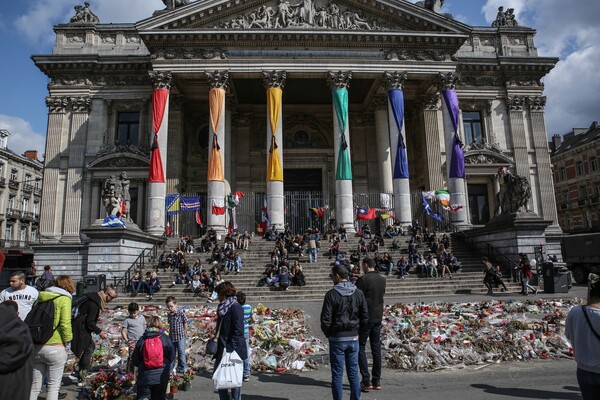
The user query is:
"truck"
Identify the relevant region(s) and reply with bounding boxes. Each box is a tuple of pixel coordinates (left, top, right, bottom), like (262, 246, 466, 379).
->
(561, 232, 600, 284)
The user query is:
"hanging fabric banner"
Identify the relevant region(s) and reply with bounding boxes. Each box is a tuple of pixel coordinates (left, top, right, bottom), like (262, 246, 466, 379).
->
(388, 89, 409, 179)
(208, 88, 225, 182)
(266, 87, 283, 181)
(180, 196, 201, 211)
(166, 194, 180, 216)
(149, 88, 169, 183)
(333, 88, 352, 180)
(442, 89, 465, 178)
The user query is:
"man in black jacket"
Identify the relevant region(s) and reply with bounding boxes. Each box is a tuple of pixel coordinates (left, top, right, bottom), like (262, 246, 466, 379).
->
(321, 265, 369, 400)
(71, 286, 117, 384)
(0, 301, 33, 399)
(356, 257, 386, 392)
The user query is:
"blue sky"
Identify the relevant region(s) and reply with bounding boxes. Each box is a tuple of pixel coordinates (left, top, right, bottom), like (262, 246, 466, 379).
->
(0, 0, 599, 157)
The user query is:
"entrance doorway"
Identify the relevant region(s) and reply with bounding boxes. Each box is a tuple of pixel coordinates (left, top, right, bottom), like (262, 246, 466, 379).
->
(284, 169, 322, 192)
(468, 184, 491, 225)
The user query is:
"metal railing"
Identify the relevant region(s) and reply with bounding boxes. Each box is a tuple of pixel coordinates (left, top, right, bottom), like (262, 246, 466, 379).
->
(443, 220, 520, 280)
(112, 232, 166, 294)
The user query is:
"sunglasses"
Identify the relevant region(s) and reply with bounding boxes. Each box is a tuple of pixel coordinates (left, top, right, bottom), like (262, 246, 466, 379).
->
(107, 292, 117, 300)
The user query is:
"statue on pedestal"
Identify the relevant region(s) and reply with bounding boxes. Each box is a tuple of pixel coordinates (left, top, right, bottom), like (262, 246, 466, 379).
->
(495, 166, 532, 216)
(101, 172, 132, 224)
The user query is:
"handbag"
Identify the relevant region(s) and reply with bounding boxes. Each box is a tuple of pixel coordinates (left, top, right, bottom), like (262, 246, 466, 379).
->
(212, 350, 244, 390)
(205, 320, 221, 355)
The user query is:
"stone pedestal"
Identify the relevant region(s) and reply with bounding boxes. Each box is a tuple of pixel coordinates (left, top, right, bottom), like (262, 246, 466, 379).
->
(466, 212, 552, 272)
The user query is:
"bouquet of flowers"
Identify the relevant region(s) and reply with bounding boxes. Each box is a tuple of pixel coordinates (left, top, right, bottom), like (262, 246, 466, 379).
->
(169, 373, 181, 387)
(87, 369, 136, 399)
(182, 370, 194, 384)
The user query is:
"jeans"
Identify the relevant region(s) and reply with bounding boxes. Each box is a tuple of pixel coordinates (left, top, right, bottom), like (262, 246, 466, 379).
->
(577, 368, 600, 400)
(131, 280, 142, 294)
(522, 276, 536, 294)
(30, 345, 68, 400)
(137, 383, 168, 400)
(218, 387, 241, 400)
(309, 248, 318, 263)
(79, 339, 95, 373)
(145, 283, 160, 296)
(243, 335, 251, 378)
(172, 338, 187, 373)
(358, 323, 382, 387)
(329, 339, 361, 400)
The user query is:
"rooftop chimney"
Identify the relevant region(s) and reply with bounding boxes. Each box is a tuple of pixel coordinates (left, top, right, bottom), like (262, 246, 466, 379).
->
(551, 134, 562, 152)
(23, 150, 38, 161)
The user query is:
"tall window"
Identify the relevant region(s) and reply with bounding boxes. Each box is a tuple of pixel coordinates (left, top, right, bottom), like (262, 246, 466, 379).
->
(4, 225, 13, 244)
(462, 111, 483, 145)
(33, 201, 39, 216)
(10, 169, 18, 181)
(19, 227, 27, 244)
(0, 162, 4, 177)
(576, 161, 584, 176)
(562, 189, 569, 203)
(559, 167, 566, 181)
(579, 185, 588, 199)
(22, 197, 29, 212)
(30, 228, 38, 243)
(468, 184, 490, 225)
(590, 156, 598, 172)
(117, 112, 140, 146)
(594, 182, 600, 198)
(8, 195, 15, 210)
(25, 173, 31, 183)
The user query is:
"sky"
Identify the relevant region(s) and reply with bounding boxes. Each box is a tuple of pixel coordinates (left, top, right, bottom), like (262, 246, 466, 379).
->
(0, 0, 599, 158)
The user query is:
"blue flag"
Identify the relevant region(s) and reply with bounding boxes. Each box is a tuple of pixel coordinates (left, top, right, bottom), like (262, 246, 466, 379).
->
(422, 194, 443, 222)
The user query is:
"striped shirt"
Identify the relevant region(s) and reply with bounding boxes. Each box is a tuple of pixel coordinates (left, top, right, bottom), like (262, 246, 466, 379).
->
(242, 304, 253, 336)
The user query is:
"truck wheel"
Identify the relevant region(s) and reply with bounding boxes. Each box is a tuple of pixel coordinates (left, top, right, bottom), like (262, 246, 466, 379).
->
(572, 266, 588, 284)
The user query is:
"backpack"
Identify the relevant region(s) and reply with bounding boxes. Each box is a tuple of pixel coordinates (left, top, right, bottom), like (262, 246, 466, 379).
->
(25, 297, 63, 345)
(143, 336, 164, 369)
(71, 295, 89, 319)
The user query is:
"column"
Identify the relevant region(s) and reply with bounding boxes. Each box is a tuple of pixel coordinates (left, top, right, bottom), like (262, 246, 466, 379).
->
(506, 95, 529, 179)
(384, 71, 412, 225)
(527, 96, 559, 224)
(327, 71, 355, 232)
(439, 73, 468, 225)
(263, 70, 286, 230)
(146, 71, 172, 236)
(62, 96, 90, 241)
(419, 94, 444, 191)
(167, 95, 184, 194)
(225, 95, 235, 185)
(39, 97, 69, 242)
(370, 94, 393, 193)
(205, 70, 228, 233)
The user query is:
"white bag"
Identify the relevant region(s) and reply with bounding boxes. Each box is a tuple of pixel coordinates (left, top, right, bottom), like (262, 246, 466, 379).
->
(212, 350, 244, 390)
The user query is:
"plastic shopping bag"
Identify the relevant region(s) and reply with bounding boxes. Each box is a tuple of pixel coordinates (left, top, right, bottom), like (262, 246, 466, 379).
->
(213, 351, 244, 390)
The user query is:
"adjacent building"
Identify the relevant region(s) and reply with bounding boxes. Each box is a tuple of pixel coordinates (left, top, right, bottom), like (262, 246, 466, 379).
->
(31, 0, 561, 275)
(0, 129, 44, 247)
(550, 122, 600, 232)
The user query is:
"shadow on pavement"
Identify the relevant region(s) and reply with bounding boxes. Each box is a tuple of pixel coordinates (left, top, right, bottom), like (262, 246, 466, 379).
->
(471, 383, 581, 399)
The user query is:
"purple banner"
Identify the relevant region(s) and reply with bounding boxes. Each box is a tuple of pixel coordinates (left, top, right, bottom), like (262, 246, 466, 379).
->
(443, 89, 465, 178)
(388, 89, 409, 179)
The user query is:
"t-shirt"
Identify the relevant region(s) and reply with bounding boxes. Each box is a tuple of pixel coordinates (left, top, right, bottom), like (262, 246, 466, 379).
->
(0, 285, 39, 320)
(242, 304, 253, 337)
(122, 314, 146, 342)
(566, 305, 600, 374)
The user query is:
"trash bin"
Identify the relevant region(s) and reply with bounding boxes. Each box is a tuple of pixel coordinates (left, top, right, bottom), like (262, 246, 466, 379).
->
(83, 274, 106, 293)
(553, 271, 570, 293)
(542, 262, 570, 293)
(542, 262, 555, 293)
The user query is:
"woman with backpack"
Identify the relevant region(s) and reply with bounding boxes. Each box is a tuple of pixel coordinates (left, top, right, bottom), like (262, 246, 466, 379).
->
(132, 315, 175, 400)
(28, 275, 75, 400)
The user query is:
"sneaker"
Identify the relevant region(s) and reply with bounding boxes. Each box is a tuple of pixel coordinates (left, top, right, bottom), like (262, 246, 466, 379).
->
(68, 372, 79, 383)
(360, 383, 372, 393)
(58, 392, 68, 399)
(372, 384, 382, 390)
(243, 376, 250, 382)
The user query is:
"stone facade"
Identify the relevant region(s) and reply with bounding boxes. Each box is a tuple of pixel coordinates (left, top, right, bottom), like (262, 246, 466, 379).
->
(32, 0, 561, 273)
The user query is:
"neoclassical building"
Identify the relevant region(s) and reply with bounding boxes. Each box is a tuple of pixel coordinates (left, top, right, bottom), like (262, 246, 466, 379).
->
(32, 0, 561, 273)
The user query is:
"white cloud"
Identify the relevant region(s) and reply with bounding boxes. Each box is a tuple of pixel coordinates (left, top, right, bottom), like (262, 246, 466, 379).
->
(0, 115, 46, 158)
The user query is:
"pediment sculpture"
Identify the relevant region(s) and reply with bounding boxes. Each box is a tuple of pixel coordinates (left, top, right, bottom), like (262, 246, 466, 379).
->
(464, 138, 512, 165)
(216, 0, 386, 31)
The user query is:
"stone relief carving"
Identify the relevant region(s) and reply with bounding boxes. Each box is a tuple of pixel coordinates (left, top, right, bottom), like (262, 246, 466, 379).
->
(460, 75, 503, 87)
(205, 71, 229, 89)
(526, 96, 546, 112)
(69, 2, 99, 24)
(149, 71, 173, 90)
(100, 35, 116, 44)
(263, 70, 287, 89)
(327, 70, 352, 90)
(97, 144, 150, 159)
(506, 96, 525, 111)
(50, 75, 150, 87)
(152, 48, 228, 60)
(70, 96, 91, 113)
(45, 96, 91, 113)
(508, 36, 526, 46)
(438, 72, 460, 90)
(216, 1, 385, 31)
(385, 49, 454, 62)
(505, 75, 542, 87)
(66, 34, 84, 43)
(125, 35, 141, 44)
(479, 36, 495, 46)
(491, 6, 518, 28)
(416, 94, 440, 111)
(45, 97, 70, 113)
(464, 138, 510, 165)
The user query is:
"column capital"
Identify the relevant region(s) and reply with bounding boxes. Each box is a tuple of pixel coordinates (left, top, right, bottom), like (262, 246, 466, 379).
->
(262, 70, 287, 89)
(369, 94, 388, 110)
(526, 95, 546, 112)
(205, 70, 229, 89)
(149, 71, 173, 90)
(416, 94, 440, 111)
(327, 71, 352, 90)
(45, 96, 69, 113)
(69, 96, 91, 113)
(437, 72, 461, 91)
(384, 71, 407, 90)
(506, 95, 525, 111)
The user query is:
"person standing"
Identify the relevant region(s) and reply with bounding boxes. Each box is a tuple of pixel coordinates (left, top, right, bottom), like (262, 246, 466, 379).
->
(0, 271, 39, 320)
(355, 257, 386, 392)
(307, 229, 319, 263)
(29, 276, 75, 400)
(236, 291, 256, 382)
(0, 301, 33, 400)
(71, 285, 118, 384)
(132, 316, 175, 400)
(121, 302, 146, 374)
(519, 254, 538, 295)
(482, 257, 495, 295)
(165, 296, 189, 373)
(566, 273, 600, 399)
(35, 265, 55, 290)
(321, 265, 369, 400)
(214, 282, 247, 400)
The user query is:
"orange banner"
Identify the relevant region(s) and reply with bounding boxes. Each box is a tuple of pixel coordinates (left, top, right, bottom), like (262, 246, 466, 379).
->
(208, 134, 224, 182)
(209, 87, 225, 134)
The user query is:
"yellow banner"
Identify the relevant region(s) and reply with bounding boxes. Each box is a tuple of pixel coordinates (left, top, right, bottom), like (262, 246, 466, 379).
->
(266, 87, 283, 181)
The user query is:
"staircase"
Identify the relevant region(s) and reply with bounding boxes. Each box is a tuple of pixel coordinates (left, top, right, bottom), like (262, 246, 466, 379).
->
(112, 233, 520, 305)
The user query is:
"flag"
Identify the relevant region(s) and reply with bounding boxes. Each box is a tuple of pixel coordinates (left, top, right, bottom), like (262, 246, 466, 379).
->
(180, 196, 201, 211)
(447, 204, 464, 212)
(166, 194, 180, 216)
(211, 199, 225, 215)
(422, 194, 443, 222)
(227, 191, 245, 209)
(165, 221, 172, 236)
(101, 215, 126, 228)
(380, 213, 391, 220)
(422, 191, 436, 200)
(234, 191, 245, 204)
(356, 208, 376, 220)
(261, 199, 270, 225)
(435, 190, 450, 207)
(256, 221, 265, 236)
(310, 207, 323, 217)
(196, 210, 203, 226)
